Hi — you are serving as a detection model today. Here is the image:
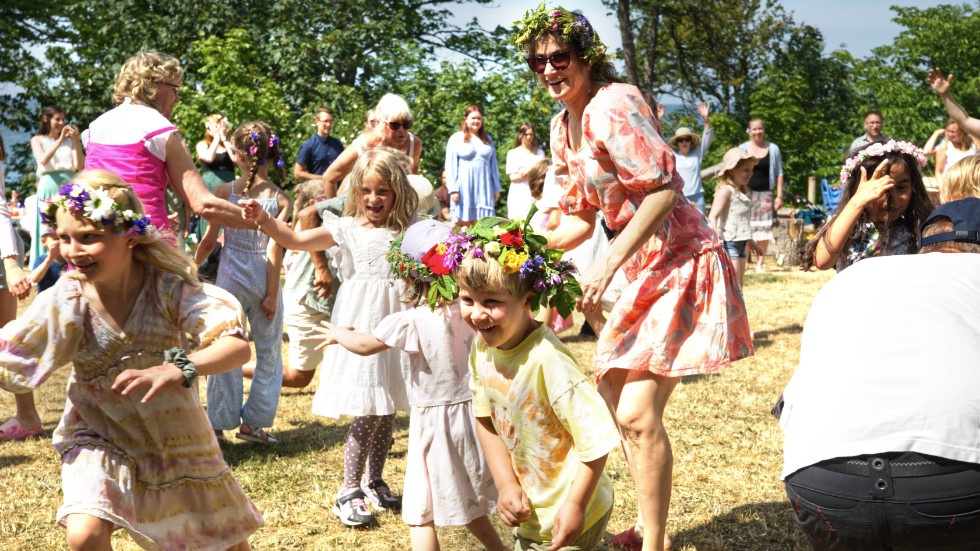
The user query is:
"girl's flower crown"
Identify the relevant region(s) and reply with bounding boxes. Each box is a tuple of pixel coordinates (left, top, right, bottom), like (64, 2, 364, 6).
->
(840, 140, 927, 186)
(513, 3, 610, 70)
(440, 205, 582, 318)
(40, 182, 155, 238)
(388, 230, 459, 310)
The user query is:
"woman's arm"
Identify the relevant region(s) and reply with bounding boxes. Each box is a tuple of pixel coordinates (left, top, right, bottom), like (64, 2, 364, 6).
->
(706, 185, 732, 234)
(243, 198, 337, 251)
(928, 68, 980, 143)
(936, 142, 949, 176)
(196, 136, 221, 164)
(69, 131, 84, 170)
(165, 133, 253, 229)
(580, 187, 677, 314)
(322, 145, 360, 198)
(547, 208, 596, 252)
(411, 135, 423, 174)
(30, 134, 65, 168)
(922, 128, 945, 157)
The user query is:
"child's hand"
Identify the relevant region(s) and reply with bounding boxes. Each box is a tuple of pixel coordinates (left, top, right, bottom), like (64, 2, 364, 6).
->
(260, 295, 277, 320)
(112, 363, 185, 403)
(852, 163, 894, 211)
(548, 501, 586, 550)
(497, 482, 532, 527)
(240, 199, 266, 223)
(311, 321, 350, 350)
(928, 67, 953, 96)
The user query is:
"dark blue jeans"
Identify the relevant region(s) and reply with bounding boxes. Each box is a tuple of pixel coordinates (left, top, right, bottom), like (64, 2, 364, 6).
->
(785, 458, 980, 550)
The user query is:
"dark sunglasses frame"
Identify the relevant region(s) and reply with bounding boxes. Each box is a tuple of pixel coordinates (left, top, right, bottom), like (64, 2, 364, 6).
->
(160, 81, 181, 94)
(385, 120, 413, 131)
(676, 137, 694, 143)
(526, 51, 572, 74)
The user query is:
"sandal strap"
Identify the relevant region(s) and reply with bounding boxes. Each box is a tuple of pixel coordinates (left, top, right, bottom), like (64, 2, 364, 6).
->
(337, 489, 367, 506)
(367, 479, 391, 491)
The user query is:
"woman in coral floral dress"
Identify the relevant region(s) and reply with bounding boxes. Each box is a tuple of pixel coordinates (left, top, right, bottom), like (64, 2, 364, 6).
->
(515, 6, 753, 551)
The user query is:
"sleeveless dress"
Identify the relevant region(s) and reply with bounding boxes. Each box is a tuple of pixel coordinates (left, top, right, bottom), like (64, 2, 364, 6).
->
(445, 132, 501, 222)
(311, 214, 410, 418)
(208, 193, 284, 431)
(0, 267, 263, 550)
(552, 83, 754, 378)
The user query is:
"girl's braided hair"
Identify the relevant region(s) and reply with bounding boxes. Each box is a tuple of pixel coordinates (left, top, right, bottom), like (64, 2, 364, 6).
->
(231, 120, 286, 195)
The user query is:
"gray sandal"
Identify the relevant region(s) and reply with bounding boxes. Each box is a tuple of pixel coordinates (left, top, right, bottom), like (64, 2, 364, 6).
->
(235, 423, 278, 444)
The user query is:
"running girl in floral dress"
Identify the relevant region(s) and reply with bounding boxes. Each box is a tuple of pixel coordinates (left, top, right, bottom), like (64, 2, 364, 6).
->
(0, 169, 262, 550)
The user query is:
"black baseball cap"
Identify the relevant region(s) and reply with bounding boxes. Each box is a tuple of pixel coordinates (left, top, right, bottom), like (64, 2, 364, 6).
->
(919, 197, 980, 248)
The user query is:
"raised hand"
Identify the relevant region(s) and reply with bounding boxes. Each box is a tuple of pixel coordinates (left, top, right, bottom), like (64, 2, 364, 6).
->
(655, 103, 666, 122)
(697, 101, 710, 121)
(852, 162, 895, 211)
(928, 67, 953, 96)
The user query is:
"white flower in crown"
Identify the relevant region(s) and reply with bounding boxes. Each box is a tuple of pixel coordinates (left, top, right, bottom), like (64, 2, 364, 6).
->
(85, 187, 117, 224)
(492, 226, 507, 237)
(839, 139, 927, 186)
(484, 241, 502, 256)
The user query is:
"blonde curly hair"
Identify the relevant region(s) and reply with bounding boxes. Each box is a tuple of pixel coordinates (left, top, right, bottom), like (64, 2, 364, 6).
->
(112, 51, 184, 110)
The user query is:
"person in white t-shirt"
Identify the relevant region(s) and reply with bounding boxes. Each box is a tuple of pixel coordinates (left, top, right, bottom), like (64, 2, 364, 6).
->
(780, 197, 980, 550)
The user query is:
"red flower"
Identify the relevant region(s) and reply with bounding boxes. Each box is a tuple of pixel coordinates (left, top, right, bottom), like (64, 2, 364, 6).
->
(421, 244, 451, 276)
(499, 228, 523, 247)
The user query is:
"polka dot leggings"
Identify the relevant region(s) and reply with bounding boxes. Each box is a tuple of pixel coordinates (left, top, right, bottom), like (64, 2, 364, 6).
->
(341, 414, 395, 491)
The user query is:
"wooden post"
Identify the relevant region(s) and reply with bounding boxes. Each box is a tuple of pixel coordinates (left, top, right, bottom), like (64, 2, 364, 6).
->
(807, 176, 817, 204)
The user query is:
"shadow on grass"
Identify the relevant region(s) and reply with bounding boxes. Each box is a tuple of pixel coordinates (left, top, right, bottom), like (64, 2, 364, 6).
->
(666, 500, 807, 551)
(0, 454, 33, 469)
(753, 324, 803, 344)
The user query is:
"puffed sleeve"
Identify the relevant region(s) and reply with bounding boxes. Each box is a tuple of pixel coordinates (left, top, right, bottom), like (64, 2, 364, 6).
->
(583, 88, 678, 194)
(551, 112, 592, 215)
(372, 309, 421, 354)
(178, 282, 248, 351)
(0, 280, 85, 393)
(488, 136, 501, 193)
(0, 165, 20, 259)
(444, 133, 460, 194)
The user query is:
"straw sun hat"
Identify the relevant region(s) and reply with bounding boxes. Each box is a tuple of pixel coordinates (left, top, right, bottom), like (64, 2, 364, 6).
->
(716, 148, 758, 180)
(668, 127, 701, 149)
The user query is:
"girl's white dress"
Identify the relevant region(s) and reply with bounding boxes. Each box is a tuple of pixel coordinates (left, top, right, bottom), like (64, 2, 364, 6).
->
(372, 302, 496, 526)
(311, 214, 411, 417)
(0, 267, 263, 551)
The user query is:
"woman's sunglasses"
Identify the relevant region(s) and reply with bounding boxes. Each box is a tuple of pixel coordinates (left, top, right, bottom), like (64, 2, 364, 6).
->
(385, 120, 413, 131)
(526, 51, 572, 74)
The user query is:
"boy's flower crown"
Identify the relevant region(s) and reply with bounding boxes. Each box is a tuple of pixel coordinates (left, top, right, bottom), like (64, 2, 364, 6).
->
(440, 205, 582, 318)
(513, 3, 610, 70)
(840, 140, 927, 185)
(40, 182, 155, 238)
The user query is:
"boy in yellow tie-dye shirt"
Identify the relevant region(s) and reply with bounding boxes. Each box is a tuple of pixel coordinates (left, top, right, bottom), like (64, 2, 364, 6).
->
(447, 212, 620, 551)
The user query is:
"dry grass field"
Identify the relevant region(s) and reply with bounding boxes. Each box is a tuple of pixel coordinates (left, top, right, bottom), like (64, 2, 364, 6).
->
(0, 266, 833, 550)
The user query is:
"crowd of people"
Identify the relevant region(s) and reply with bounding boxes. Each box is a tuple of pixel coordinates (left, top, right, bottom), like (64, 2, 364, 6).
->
(0, 4, 979, 551)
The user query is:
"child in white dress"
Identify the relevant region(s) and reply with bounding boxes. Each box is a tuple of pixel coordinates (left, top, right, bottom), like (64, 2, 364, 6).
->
(0, 170, 261, 550)
(241, 147, 417, 527)
(312, 219, 505, 551)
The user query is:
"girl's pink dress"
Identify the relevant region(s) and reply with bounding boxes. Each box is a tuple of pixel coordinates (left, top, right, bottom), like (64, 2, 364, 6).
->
(552, 83, 754, 378)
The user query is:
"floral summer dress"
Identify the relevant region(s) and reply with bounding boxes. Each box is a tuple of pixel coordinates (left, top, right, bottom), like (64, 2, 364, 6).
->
(552, 83, 754, 378)
(0, 267, 263, 550)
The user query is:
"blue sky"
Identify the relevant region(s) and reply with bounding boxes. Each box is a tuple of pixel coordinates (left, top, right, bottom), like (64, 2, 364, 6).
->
(453, 0, 951, 59)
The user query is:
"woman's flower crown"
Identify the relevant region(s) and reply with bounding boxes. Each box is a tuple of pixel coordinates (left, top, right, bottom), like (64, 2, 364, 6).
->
(388, 235, 459, 310)
(840, 140, 927, 185)
(439, 205, 582, 318)
(513, 3, 610, 70)
(40, 182, 155, 238)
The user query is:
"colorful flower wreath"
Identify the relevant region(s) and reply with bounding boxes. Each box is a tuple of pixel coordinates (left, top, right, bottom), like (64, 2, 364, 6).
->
(40, 182, 154, 237)
(840, 140, 927, 186)
(388, 233, 460, 310)
(441, 205, 582, 318)
(513, 3, 610, 70)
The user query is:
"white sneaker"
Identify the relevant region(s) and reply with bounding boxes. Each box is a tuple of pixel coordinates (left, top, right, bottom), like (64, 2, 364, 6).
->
(332, 488, 375, 527)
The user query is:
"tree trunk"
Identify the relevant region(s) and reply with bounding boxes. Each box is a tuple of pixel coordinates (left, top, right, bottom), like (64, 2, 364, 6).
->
(616, 0, 639, 87)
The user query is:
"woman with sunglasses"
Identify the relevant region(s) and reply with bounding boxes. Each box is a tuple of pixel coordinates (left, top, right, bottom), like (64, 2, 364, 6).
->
(444, 105, 501, 226)
(665, 102, 712, 214)
(515, 7, 753, 551)
(323, 93, 422, 198)
(81, 51, 250, 246)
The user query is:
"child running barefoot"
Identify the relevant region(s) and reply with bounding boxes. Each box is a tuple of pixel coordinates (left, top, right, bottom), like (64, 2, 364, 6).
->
(195, 121, 292, 444)
(0, 169, 262, 550)
(447, 215, 621, 551)
(708, 148, 760, 288)
(242, 147, 418, 527)
(312, 219, 505, 551)
(803, 140, 933, 272)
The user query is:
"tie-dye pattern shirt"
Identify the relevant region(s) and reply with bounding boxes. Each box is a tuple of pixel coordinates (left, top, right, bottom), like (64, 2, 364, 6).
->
(469, 324, 620, 542)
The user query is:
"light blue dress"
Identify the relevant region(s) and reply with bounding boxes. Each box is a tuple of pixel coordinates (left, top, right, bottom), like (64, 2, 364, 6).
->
(445, 132, 501, 222)
(207, 193, 284, 431)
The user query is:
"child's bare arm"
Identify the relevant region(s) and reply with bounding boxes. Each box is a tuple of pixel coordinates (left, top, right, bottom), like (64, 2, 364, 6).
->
(112, 334, 251, 403)
(29, 254, 54, 284)
(242, 198, 337, 251)
(475, 416, 531, 527)
(312, 321, 391, 355)
(548, 454, 609, 550)
(194, 220, 220, 265)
